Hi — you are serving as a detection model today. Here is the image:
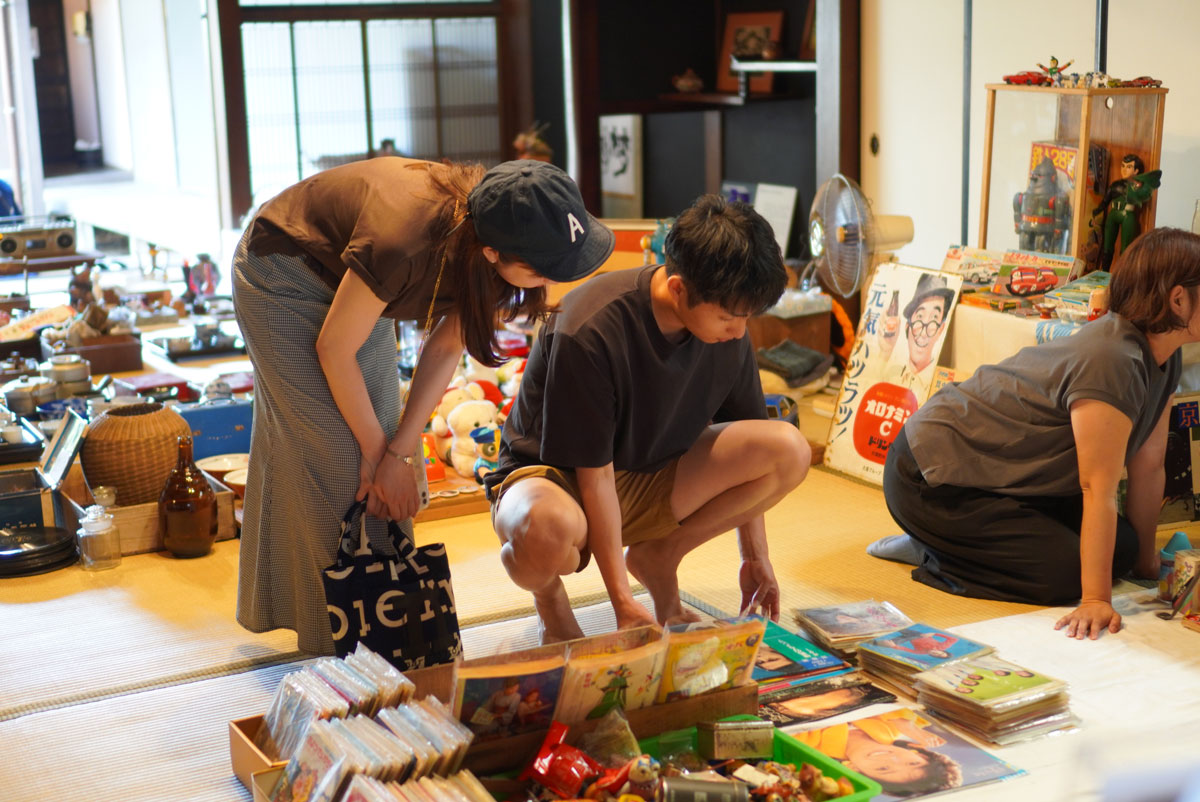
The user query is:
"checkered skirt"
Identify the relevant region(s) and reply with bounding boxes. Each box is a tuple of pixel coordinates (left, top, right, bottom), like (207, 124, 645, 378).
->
(232, 230, 406, 655)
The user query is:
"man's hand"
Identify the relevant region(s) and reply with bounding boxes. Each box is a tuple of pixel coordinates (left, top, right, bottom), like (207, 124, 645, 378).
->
(739, 558, 780, 621)
(614, 594, 658, 630)
(1054, 599, 1121, 639)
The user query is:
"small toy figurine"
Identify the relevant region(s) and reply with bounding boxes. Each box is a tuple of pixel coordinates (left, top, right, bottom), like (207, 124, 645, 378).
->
(1038, 56, 1074, 85)
(1013, 156, 1071, 253)
(470, 424, 500, 484)
(1092, 154, 1163, 271)
(618, 755, 661, 800)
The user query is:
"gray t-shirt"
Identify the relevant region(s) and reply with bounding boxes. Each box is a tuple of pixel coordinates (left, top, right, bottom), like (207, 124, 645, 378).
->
(907, 313, 1181, 497)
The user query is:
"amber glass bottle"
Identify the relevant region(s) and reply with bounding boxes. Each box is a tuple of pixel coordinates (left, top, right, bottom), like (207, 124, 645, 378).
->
(159, 435, 218, 558)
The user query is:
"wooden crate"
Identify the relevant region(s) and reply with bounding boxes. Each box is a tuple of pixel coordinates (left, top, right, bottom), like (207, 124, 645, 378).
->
(230, 656, 758, 790)
(59, 462, 235, 555)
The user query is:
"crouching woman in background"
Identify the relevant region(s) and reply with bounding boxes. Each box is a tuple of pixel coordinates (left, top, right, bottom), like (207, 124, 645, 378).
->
(873, 228, 1200, 640)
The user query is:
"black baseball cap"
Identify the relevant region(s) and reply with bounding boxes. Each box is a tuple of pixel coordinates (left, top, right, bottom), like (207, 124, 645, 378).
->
(467, 160, 614, 282)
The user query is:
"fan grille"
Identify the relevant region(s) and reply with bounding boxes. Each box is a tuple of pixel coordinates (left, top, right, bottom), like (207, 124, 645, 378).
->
(810, 174, 875, 297)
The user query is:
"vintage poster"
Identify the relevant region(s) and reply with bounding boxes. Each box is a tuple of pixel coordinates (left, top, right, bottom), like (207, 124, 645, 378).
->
(824, 264, 962, 484)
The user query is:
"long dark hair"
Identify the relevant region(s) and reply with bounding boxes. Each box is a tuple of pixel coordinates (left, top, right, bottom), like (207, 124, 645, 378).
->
(413, 161, 551, 366)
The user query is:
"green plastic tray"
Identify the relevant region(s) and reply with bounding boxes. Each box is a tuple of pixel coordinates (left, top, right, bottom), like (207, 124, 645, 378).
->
(638, 715, 881, 802)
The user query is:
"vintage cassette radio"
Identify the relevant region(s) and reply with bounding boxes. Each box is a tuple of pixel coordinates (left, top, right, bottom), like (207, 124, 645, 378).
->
(0, 215, 77, 259)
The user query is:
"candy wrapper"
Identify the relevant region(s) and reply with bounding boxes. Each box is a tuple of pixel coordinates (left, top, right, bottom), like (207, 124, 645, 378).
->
(521, 722, 604, 799)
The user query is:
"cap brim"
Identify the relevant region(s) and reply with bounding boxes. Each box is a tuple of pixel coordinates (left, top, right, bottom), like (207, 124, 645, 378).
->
(538, 213, 616, 283)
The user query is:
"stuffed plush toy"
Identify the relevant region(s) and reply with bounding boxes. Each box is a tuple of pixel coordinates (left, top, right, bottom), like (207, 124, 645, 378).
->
(444, 399, 498, 478)
(463, 355, 499, 386)
(497, 358, 527, 398)
(430, 380, 485, 461)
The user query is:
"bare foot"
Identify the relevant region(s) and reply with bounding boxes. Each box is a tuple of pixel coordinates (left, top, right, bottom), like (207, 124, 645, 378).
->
(625, 540, 700, 625)
(533, 578, 585, 644)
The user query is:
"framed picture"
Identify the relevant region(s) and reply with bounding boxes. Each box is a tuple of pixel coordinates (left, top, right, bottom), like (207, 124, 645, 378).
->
(799, 1, 816, 60)
(716, 11, 784, 94)
(599, 113, 643, 218)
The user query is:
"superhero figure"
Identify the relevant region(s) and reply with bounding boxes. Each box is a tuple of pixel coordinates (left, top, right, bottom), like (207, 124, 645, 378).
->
(1013, 156, 1071, 253)
(1092, 154, 1163, 272)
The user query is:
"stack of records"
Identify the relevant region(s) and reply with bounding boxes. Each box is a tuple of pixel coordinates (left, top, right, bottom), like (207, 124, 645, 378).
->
(856, 623, 992, 697)
(793, 599, 913, 659)
(914, 654, 1080, 744)
(0, 525, 78, 577)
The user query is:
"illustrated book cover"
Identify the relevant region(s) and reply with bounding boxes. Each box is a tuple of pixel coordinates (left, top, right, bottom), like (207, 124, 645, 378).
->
(554, 625, 666, 723)
(656, 617, 765, 703)
(453, 644, 567, 741)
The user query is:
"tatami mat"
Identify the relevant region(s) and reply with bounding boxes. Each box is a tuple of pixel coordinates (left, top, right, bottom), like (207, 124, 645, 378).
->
(0, 595, 705, 802)
(419, 465, 1038, 634)
(0, 540, 300, 721)
(0, 661, 291, 802)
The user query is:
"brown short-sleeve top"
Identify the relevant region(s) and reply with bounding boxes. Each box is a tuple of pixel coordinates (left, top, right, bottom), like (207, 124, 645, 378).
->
(246, 157, 456, 320)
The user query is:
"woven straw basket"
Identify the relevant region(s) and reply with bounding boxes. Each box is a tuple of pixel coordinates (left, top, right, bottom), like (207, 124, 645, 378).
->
(80, 402, 193, 505)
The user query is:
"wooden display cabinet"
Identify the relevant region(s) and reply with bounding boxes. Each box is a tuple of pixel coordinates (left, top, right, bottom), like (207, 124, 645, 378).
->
(978, 83, 1167, 269)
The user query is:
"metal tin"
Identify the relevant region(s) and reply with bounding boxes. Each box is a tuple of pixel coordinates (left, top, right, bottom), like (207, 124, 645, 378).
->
(3, 376, 56, 415)
(696, 719, 776, 760)
(657, 777, 750, 802)
(39, 355, 90, 383)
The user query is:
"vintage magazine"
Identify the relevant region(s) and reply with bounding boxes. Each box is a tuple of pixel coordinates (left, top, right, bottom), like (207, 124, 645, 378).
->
(789, 707, 1025, 801)
(794, 599, 915, 655)
(824, 264, 963, 484)
(753, 619, 848, 683)
(758, 672, 896, 727)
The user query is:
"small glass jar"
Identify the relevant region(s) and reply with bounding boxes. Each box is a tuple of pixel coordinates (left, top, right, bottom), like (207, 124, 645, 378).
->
(78, 504, 121, 571)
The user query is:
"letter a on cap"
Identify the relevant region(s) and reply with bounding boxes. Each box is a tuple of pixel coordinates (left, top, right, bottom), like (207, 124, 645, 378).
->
(567, 212, 585, 243)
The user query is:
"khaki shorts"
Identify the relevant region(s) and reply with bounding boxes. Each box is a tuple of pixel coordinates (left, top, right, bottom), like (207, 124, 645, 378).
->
(491, 461, 681, 572)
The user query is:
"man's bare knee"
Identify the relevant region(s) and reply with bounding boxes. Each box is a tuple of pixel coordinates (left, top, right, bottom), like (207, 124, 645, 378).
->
(774, 425, 811, 489)
(496, 493, 585, 588)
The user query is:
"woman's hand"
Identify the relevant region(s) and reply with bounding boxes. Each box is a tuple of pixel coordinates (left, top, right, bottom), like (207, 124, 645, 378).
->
(1054, 599, 1121, 639)
(372, 449, 423, 522)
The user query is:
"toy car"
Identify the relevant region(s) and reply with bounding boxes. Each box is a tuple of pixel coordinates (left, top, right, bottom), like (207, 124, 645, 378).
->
(1007, 266, 1060, 297)
(1120, 76, 1162, 88)
(962, 267, 997, 284)
(1003, 71, 1051, 86)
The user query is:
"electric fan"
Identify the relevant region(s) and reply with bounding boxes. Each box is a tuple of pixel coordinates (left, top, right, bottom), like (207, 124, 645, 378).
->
(802, 173, 914, 297)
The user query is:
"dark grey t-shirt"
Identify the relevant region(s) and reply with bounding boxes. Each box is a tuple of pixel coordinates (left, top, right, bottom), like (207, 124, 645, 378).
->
(907, 313, 1181, 497)
(484, 265, 766, 498)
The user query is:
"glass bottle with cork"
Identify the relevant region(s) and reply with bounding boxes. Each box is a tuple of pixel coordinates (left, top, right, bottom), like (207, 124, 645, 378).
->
(159, 434, 218, 558)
